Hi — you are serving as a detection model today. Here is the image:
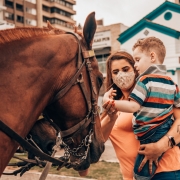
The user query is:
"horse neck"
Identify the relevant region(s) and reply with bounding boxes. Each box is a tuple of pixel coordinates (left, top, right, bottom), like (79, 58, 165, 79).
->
(0, 35, 78, 127)
(0, 35, 79, 175)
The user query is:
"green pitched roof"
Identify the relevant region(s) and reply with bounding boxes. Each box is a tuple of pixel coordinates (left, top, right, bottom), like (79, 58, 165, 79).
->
(145, 1, 180, 20)
(118, 1, 180, 44)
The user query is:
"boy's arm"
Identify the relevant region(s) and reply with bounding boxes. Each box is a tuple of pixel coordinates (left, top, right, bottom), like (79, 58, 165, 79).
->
(103, 88, 141, 113)
(114, 99, 140, 113)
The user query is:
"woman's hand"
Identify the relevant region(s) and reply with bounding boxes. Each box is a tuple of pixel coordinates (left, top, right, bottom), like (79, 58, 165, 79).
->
(101, 100, 118, 120)
(138, 142, 163, 174)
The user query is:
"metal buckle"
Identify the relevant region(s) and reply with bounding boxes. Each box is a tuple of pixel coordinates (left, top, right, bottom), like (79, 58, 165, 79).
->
(82, 50, 95, 58)
(88, 50, 95, 57)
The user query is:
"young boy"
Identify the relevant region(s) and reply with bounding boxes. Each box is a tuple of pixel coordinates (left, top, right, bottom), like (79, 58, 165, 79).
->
(103, 37, 180, 180)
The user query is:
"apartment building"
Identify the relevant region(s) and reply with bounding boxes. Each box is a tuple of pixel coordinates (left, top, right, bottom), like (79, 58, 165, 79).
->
(3, 0, 76, 31)
(0, 0, 14, 29)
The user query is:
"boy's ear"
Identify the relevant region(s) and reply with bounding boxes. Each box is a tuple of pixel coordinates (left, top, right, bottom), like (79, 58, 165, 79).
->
(150, 52, 156, 63)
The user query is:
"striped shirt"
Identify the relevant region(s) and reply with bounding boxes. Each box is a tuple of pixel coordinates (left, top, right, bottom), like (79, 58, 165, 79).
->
(130, 65, 180, 137)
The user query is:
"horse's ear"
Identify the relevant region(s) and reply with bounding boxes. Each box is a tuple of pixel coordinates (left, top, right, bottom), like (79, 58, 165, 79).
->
(83, 12, 96, 48)
(47, 20, 54, 30)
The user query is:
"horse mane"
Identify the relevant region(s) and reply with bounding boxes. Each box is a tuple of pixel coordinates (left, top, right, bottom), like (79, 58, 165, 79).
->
(74, 25, 83, 38)
(0, 23, 64, 44)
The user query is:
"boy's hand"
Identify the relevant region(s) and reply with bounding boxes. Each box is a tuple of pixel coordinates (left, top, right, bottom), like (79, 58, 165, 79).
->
(103, 88, 117, 103)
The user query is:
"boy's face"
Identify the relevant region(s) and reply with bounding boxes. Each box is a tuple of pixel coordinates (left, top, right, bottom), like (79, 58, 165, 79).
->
(133, 47, 152, 74)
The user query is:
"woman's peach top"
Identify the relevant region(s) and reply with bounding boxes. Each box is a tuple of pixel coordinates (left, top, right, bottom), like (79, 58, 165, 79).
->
(109, 112, 139, 180)
(109, 112, 180, 180)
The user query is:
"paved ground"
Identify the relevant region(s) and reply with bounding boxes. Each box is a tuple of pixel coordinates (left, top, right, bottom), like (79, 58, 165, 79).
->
(100, 139, 118, 162)
(1, 171, 96, 180)
(1, 140, 118, 180)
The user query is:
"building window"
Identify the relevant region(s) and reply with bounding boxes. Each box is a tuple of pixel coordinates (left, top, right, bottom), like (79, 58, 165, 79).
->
(50, 7, 72, 18)
(43, 16, 73, 29)
(16, 3, 23, 12)
(5, 0, 14, 8)
(16, 15, 24, 23)
(43, 16, 50, 23)
(49, 0, 73, 9)
(26, 7, 36, 15)
(43, 5, 50, 12)
(96, 54, 109, 74)
(26, 19, 37, 26)
(5, 12, 14, 20)
(65, 2, 73, 9)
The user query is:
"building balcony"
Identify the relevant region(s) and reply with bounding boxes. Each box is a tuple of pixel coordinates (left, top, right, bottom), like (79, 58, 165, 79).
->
(0, 20, 15, 30)
(0, 5, 7, 12)
(42, 21, 73, 32)
(42, 11, 76, 24)
(65, 0, 76, 5)
(43, 1, 76, 15)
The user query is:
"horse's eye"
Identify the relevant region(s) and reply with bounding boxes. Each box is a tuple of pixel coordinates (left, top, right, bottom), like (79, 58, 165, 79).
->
(97, 76, 104, 88)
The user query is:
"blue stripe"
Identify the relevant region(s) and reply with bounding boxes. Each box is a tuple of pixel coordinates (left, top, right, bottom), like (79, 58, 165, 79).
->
(134, 126, 150, 134)
(142, 102, 170, 108)
(130, 93, 144, 105)
(150, 92, 175, 100)
(141, 76, 175, 85)
(136, 115, 152, 122)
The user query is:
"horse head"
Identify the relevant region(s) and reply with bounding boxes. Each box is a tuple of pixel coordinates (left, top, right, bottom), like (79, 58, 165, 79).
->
(43, 12, 105, 175)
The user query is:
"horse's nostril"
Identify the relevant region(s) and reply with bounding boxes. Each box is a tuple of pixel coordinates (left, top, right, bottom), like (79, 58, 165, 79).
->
(46, 141, 55, 154)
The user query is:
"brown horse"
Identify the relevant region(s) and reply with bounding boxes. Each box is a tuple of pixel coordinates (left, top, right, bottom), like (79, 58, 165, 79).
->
(0, 12, 105, 176)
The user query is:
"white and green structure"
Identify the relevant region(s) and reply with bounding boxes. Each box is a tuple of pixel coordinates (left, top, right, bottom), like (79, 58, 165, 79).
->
(118, 1, 180, 86)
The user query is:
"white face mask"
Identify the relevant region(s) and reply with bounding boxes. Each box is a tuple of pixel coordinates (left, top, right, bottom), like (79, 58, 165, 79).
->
(113, 71, 135, 90)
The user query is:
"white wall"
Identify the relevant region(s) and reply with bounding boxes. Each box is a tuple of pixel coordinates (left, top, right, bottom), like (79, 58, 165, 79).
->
(153, 10, 180, 31)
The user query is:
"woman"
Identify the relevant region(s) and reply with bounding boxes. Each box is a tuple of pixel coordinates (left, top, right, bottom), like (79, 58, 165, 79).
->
(101, 51, 180, 180)
(101, 51, 140, 180)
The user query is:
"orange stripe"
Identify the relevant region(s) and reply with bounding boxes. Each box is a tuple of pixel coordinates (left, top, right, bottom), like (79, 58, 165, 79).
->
(146, 97, 174, 104)
(140, 74, 173, 81)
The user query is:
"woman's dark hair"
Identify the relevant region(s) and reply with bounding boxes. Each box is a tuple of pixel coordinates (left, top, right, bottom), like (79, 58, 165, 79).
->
(105, 51, 138, 100)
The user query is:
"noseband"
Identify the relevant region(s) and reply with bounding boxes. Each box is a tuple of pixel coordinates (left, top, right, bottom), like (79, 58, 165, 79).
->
(44, 32, 100, 168)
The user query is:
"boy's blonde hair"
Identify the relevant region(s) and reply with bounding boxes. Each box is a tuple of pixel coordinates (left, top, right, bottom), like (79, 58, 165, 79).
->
(132, 37, 166, 64)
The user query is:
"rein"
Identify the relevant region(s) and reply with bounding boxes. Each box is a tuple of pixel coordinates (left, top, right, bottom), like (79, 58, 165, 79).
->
(0, 120, 66, 166)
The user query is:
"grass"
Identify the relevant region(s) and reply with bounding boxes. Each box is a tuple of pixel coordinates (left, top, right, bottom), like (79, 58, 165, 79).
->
(10, 155, 123, 180)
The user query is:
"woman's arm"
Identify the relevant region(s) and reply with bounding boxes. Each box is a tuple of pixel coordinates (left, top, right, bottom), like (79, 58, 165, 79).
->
(101, 112, 118, 141)
(100, 101, 118, 141)
(138, 107, 180, 173)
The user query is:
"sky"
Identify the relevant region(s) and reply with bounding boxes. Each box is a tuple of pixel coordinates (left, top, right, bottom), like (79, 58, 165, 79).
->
(74, 0, 173, 27)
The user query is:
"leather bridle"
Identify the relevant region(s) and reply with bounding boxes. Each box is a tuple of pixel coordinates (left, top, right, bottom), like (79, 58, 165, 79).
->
(0, 32, 100, 170)
(44, 32, 100, 168)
